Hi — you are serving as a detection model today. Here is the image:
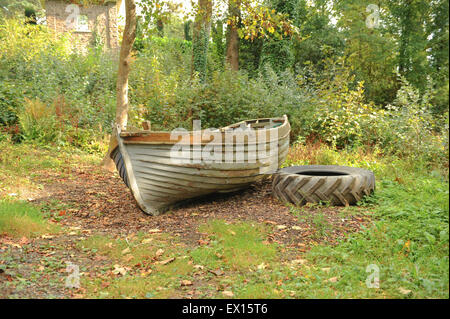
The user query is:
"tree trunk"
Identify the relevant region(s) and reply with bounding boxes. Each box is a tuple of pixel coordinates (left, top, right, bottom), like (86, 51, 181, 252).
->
(156, 18, 164, 37)
(101, 0, 137, 171)
(226, 0, 240, 71)
(192, 0, 212, 83)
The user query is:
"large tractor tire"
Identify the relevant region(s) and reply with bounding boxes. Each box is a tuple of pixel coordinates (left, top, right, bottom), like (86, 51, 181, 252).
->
(272, 165, 375, 206)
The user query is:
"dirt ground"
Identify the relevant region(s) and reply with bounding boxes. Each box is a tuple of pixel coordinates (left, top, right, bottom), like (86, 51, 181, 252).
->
(36, 166, 372, 247)
(0, 165, 373, 298)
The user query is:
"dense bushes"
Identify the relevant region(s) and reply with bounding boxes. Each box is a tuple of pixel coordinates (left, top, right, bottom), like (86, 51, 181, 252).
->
(0, 19, 116, 151)
(129, 65, 311, 135)
(0, 18, 447, 170)
(0, 80, 21, 126)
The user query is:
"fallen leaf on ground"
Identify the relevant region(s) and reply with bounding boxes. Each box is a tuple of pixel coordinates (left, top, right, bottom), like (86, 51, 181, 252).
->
(325, 276, 338, 283)
(19, 237, 29, 245)
(123, 254, 134, 262)
(148, 229, 161, 233)
(276, 225, 287, 230)
(292, 226, 302, 231)
(112, 265, 127, 276)
(291, 259, 307, 265)
(155, 249, 164, 257)
(209, 269, 224, 276)
(222, 291, 234, 297)
(257, 262, 267, 270)
(398, 287, 412, 295)
(121, 247, 130, 255)
(94, 255, 107, 261)
(140, 269, 152, 277)
(158, 257, 175, 265)
(181, 280, 193, 286)
(101, 282, 111, 288)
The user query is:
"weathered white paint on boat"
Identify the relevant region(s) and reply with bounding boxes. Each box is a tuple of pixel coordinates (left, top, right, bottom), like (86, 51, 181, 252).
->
(111, 115, 291, 215)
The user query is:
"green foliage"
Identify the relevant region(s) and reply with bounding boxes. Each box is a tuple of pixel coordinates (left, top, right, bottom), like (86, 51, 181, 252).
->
(191, 0, 212, 83)
(292, 0, 344, 67)
(0, 4, 447, 170)
(0, 0, 43, 20)
(257, 0, 449, 110)
(334, 0, 398, 105)
(0, 137, 101, 197)
(80, 232, 195, 299)
(63, 0, 115, 6)
(298, 56, 380, 146)
(0, 3, 448, 298)
(260, 39, 294, 73)
(127, 35, 446, 169)
(0, 80, 21, 126)
(128, 63, 311, 135)
(295, 56, 447, 168)
(386, 0, 431, 92)
(191, 220, 278, 271)
(427, 0, 449, 114)
(0, 200, 59, 238)
(138, 0, 181, 36)
(192, 27, 209, 82)
(280, 142, 448, 298)
(239, 37, 264, 76)
(301, 176, 449, 298)
(210, 19, 225, 69)
(0, 18, 115, 150)
(183, 20, 192, 41)
(228, 0, 299, 43)
(377, 77, 448, 163)
(18, 98, 60, 144)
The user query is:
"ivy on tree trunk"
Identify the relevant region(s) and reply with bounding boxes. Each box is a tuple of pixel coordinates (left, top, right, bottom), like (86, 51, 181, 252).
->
(192, 0, 212, 83)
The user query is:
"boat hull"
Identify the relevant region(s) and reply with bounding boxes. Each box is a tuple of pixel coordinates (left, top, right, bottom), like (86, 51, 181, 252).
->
(111, 116, 290, 215)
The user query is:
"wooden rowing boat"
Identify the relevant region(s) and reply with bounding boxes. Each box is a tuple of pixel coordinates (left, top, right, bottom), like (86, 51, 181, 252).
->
(110, 115, 290, 215)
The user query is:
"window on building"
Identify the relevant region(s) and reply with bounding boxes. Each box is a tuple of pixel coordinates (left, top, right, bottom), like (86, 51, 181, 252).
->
(76, 15, 89, 32)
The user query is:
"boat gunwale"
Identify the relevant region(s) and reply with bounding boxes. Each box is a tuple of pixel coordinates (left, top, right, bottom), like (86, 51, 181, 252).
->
(119, 115, 290, 145)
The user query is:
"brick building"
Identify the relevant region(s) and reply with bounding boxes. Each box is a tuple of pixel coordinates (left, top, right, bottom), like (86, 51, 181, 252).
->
(45, 0, 119, 50)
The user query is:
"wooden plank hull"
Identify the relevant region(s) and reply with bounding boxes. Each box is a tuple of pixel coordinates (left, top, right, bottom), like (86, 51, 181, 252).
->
(111, 115, 290, 215)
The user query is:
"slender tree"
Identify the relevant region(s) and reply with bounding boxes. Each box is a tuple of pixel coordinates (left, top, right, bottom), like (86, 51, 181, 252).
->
(102, 0, 137, 170)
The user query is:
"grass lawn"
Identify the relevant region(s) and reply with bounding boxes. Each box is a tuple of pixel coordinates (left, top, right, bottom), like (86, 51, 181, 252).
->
(0, 140, 448, 298)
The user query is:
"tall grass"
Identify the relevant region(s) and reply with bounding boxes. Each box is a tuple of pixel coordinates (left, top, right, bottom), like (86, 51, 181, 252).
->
(0, 200, 59, 238)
